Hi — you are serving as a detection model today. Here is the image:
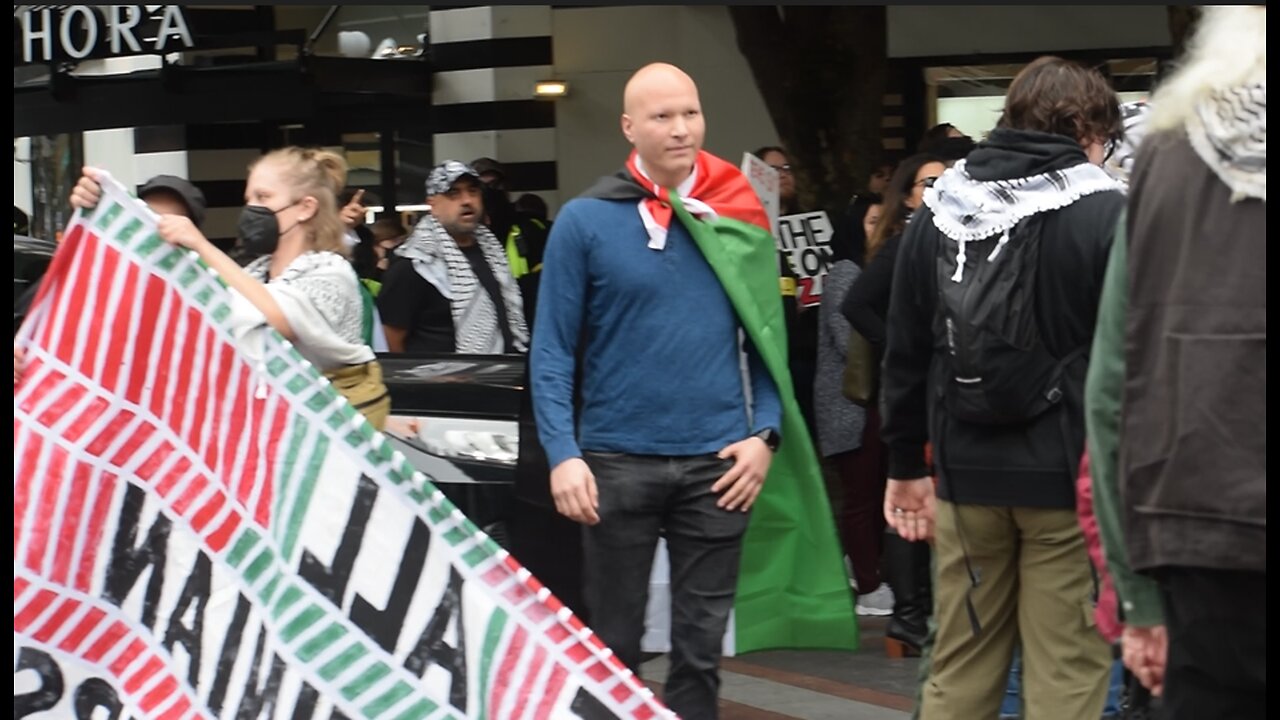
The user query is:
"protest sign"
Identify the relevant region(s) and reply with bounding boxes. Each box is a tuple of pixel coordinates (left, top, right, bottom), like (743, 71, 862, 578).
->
(776, 211, 835, 307)
(740, 152, 780, 235)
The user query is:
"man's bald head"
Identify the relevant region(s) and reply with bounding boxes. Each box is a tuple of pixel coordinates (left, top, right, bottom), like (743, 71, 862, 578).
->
(620, 63, 705, 188)
(623, 63, 698, 115)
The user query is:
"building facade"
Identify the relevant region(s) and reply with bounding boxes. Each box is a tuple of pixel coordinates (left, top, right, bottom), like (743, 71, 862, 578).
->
(14, 4, 1172, 240)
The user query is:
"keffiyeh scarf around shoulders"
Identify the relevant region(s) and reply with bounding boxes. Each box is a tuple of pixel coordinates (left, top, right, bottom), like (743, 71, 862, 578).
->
(925, 158, 1122, 282)
(395, 212, 529, 353)
(1186, 83, 1266, 203)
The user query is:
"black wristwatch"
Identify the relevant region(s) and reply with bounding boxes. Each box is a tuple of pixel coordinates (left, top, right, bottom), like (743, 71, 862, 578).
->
(754, 428, 781, 452)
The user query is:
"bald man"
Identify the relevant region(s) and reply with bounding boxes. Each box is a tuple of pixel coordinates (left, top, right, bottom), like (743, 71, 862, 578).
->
(530, 63, 784, 718)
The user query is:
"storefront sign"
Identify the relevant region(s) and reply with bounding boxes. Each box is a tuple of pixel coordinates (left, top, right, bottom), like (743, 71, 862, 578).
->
(16, 5, 194, 64)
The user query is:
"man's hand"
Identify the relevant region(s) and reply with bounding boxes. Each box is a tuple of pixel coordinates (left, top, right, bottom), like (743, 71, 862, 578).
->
(69, 167, 104, 211)
(550, 457, 599, 526)
(340, 189, 366, 230)
(712, 436, 774, 512)
(157, 214, 209, 252)
(1122, 625, 1168, 697)
(885, 477, 936, 542)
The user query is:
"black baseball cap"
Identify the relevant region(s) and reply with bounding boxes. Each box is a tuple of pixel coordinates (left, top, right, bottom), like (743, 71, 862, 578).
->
(137, 175, 207, 229)
(470, 157, 505, 180)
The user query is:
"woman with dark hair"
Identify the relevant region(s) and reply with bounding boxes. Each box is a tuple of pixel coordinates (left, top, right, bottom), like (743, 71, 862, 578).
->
(841, 153, 945, 355)
(917, 122, 967, 154)
(753, 145, 798, 214)
(754, 145, 818, 437)
(880, 55, 1125, 718)
(815, 192, 898, 617)
(837, 152, 945, 656)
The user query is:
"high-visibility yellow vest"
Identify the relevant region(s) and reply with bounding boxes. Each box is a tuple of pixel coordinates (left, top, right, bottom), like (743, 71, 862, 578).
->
(505, 218, 547, 279)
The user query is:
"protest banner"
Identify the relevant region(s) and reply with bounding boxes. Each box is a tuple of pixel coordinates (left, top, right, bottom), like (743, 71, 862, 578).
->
(740, 152, 780, 236)
(13, 175, 675, 720)
(775, 211, 835, 307)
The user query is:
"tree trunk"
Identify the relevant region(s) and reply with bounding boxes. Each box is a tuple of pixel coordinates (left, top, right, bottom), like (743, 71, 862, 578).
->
(729, 6, 888, 216)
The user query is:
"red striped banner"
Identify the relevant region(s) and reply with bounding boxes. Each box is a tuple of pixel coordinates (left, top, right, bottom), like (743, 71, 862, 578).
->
(14, 174, 676, 719)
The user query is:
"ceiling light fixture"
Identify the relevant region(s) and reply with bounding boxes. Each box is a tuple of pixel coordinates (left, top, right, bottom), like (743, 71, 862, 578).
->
(534, 80, 569, 99)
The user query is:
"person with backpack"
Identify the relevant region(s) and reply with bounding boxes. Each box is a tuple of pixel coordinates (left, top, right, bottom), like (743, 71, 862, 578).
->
(879, 56, 1125, 719)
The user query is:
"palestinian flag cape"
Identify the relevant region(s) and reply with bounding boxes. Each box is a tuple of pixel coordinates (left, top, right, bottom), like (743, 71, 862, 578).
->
(581, 151, 858, 653)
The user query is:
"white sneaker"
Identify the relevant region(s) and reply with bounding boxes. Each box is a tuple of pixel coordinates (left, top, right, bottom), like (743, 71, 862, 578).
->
(855, 583, 895, 616)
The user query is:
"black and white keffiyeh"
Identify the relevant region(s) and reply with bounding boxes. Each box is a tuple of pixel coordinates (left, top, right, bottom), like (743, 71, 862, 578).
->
(1103, 100, 1153, 188)
(395, 212, 529, 353)
(924, 160, 1122, 282)
(243, 251, 366, 346)
(1186, 83, 1266, 203)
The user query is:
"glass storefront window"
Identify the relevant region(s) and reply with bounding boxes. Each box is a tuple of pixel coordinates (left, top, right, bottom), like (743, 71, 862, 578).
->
(928, 59, 1158, 141)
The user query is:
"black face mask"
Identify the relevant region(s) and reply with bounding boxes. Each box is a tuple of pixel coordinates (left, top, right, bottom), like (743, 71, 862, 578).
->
(237, 202, 297, 256)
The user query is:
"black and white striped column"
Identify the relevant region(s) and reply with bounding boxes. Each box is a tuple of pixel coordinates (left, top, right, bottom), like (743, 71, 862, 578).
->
(428, 5, 560, 212)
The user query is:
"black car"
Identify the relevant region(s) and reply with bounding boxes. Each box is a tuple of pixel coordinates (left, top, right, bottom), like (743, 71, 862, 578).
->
(378, 353, 587, 617)
(13, 234, 57, 334)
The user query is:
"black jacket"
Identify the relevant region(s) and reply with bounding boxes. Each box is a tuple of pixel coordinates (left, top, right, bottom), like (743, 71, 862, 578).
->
(880, 129, 1125, 508)
(840, 231, 902, 353)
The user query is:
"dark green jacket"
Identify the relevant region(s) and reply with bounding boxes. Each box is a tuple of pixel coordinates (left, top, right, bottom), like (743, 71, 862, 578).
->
(1084, 210, 1164, 627)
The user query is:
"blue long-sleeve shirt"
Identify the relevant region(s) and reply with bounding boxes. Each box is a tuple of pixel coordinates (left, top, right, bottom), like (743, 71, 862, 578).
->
(530, 197, 782, 468)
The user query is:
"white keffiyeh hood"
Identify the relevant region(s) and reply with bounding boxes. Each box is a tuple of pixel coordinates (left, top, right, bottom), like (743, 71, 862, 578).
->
(925, 153, 1122, 283)
(394, 213, 529, 353)
(1186, 83, 1266, 203)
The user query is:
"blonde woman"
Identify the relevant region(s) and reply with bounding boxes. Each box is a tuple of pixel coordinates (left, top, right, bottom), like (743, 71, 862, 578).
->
(69, 147, 390, 429)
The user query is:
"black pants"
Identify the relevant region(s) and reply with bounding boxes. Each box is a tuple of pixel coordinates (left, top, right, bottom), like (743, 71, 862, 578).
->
(581, 451, 751, 720)
(1159, 566, 1266, 719)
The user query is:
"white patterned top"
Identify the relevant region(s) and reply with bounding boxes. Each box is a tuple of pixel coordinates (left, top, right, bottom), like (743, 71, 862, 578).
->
(238, 251, 374, 371)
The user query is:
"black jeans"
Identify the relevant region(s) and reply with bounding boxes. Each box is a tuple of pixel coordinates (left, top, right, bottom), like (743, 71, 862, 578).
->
(1158, 566, 1266, 720)
(581, 451, 751, 720)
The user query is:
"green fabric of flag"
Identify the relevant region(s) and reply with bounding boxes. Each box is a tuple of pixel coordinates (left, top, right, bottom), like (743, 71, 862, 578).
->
(670, 194, 858, 653)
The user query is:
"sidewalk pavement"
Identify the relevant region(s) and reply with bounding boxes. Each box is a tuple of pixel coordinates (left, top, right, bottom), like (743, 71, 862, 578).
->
(641, 617, 921, 719)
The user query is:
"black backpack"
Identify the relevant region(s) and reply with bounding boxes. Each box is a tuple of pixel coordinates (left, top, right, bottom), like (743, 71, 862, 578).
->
(932, 214, 1081, 425)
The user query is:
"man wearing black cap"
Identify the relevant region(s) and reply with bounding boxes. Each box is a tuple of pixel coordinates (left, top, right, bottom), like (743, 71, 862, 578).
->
(470, 157, 507, 191)
(14, 172, 207, 355)
(135, 174, 208, 230)
(377, 160, 528, 354)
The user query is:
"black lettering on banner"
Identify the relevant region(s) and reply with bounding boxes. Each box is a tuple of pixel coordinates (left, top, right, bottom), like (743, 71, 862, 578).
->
(776, 218, 800, 250)
(299, 475, 378, 607)
(162, 551, 211, 687)
(799, 246, 827, 276)
(782, 251, 800, 276)
(14, 646, 63, 717)
(350, 518, 431, 652)
(207, 592, 253, 716)
(103, 484, 172, 630)
(289, 682, 319, 720)
(403, 568, 468, 711)
(330, 710, 352, 720)
(74, 678, 123, 720)
(236, 625, 288, 720)
(800, 215, 830, 248)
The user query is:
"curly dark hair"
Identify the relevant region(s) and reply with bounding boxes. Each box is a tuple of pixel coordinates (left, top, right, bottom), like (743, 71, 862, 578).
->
(998, 56, 1122, 148)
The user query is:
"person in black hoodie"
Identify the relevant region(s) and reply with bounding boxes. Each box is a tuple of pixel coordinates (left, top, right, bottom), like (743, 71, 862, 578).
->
(880, 56, 1125, 719)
